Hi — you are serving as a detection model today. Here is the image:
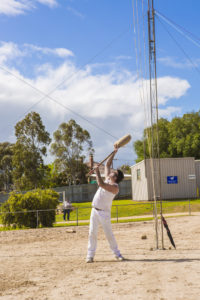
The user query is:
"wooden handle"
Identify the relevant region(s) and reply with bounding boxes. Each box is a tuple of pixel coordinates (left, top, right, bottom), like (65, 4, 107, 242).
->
(87, 151, 115, 176)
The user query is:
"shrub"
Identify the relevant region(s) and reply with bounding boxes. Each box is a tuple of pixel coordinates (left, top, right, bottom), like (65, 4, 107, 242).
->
(1, 189, 59, 228)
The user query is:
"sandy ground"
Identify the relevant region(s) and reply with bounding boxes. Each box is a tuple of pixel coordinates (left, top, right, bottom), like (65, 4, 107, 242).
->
(0, 216, 200, 300)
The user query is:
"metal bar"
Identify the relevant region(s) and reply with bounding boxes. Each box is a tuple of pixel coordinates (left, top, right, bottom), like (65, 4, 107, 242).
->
(76, 208, 79, 226)
(36, 210, 39, 228)
(148, 0, 159, 250)
(0, 200, 198, 216)
(87, 151, 115, 176)
(116, 206, 118, 223)
(189, 199, 191, 216)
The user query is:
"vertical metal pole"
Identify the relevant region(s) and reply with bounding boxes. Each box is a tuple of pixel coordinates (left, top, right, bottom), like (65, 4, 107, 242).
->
(116, 206, 118, 223)
(76, 208, 78, 226)
(152, 1, 164, 250)
(148, 0, 159, 250)
(160, 200, 164, 249)
(189, 199, 191, 216)
(63, 191, 65, 202)
(71, 185, 74, 202)
(36, 210, 39, 228)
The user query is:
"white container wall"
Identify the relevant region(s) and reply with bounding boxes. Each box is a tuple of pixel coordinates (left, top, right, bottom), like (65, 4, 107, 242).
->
(131, 160, 148, 201)
(131, 157, 197, 201)
(195, 160, 200, 197)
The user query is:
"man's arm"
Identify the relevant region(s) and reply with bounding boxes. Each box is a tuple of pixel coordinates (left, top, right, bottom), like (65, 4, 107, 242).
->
(95, 167, 119, 194)
(105, 147, 118, 178)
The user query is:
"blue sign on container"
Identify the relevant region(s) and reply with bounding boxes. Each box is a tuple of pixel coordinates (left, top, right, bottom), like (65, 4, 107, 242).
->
(167, 176, 178, 184)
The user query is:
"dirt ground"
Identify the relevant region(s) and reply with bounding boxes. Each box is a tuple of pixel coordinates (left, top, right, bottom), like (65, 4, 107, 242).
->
(0, 215, 200, 300)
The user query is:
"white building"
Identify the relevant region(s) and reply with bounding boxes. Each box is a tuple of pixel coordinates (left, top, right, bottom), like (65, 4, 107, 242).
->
(131, 157, 198, 200)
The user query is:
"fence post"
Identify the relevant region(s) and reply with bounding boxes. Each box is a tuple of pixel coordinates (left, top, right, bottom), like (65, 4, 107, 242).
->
(76, 207, 78, 226)
(116, 206, 118, 223)
(71, 185, 74, 202)
(189, 199, 191, 216)
(36, 210, 39, 228)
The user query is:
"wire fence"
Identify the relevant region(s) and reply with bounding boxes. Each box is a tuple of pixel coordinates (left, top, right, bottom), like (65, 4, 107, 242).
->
(0, 180, 132, 205)
(0, 199, 200, 229)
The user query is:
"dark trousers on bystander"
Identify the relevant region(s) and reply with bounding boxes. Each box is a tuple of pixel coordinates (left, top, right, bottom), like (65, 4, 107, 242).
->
(63, 209, 71, 221)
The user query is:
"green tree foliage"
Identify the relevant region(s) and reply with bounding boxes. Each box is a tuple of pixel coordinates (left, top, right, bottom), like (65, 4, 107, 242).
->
(168, 112, 200, 157)
(40, 162, 67, 187)
(12, 112, 51, 190)
(120, 164, 131, 174)
(51, 119, 93, 185)
(134, 112, 200, 162)
(1, 189, 59, 228)
(0, 142, 14, 191)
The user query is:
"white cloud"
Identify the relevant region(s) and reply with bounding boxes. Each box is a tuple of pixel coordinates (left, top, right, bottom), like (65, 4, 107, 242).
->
(66, 6, 85, 19)
(36, 0, 57, 8)
(157, 76, 190, 104)
(0, 42, 25, 63)
(159, 106, 182, 118)
(0, 0, 32, 16)
(54, 48, 74, 58)
(0, 42, 74, 64)
(158, 56, 200, 69)
(115, 55, 132, 61)
(0, 0, 57, 16)
(0, 41, 191, 163)
(24, 44, 74, 58)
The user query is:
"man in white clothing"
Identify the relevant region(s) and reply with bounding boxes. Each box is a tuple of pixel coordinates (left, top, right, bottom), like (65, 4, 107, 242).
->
(86, 147, 124, 263)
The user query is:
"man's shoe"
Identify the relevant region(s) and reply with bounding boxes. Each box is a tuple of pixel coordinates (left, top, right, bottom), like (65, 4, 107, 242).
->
(115, 255, 125, 261)
(86, 257, 94, 263)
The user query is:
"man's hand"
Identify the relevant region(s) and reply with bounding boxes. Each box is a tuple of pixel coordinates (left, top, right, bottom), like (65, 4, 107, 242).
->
(105, 146, 118, 178)
(114, 145, 118, 154)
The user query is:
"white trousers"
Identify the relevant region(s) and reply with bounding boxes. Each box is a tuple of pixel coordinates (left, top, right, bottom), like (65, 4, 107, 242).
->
(87, 208, 121, 258)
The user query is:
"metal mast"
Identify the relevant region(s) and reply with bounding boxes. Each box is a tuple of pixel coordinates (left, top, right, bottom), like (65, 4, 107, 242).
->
(147, 0, 164, 249)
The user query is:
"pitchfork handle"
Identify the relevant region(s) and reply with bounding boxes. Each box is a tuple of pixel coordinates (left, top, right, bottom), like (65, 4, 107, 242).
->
(87, 151, 115, 176)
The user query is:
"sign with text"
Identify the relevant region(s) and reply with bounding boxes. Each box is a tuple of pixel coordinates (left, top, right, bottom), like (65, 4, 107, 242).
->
(188, 174, 196, 180)
(167, 176, 178, 184)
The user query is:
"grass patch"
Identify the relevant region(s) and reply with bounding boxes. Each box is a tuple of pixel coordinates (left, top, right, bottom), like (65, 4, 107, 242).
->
(55, 199, 200, 223)
(1, 199, 200, 231)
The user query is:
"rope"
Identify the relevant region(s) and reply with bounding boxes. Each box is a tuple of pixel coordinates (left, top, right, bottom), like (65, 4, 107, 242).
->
(132, 0, 158, 247)
(0, 64, 117, 140)
(155, 10, 200, 50)
(132, 0, 153, 159)
(156, 14, 200, 79)
(132, 0, 165, 249)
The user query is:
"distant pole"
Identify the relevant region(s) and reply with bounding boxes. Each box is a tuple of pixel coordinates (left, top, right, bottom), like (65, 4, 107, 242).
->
(36, 210, 39, 228)
(76, 208, 79, 226)
(189, 199, 191, 216)
(112, 158, 117, 170)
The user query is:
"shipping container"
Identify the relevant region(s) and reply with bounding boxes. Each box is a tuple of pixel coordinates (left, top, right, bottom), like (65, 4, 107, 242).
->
(131, 157, 197, 200)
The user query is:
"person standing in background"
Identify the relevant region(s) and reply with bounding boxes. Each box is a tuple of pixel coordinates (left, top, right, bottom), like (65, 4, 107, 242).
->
(63, 199, 73, 221)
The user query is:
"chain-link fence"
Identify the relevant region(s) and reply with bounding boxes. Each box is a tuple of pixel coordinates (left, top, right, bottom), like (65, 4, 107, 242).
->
(1, 199, 200, 229)
(0, 180, 132, 205)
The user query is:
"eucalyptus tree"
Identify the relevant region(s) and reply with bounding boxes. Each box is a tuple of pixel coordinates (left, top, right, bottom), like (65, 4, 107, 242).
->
(0, 142, 13, 191)
(134, 111, 200, 162)
(12, 112, 51, 190)
(51, 119, 93, 185)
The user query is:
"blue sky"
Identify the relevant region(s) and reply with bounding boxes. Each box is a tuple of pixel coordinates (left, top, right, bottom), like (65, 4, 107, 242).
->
(0, 0, 199, 167)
